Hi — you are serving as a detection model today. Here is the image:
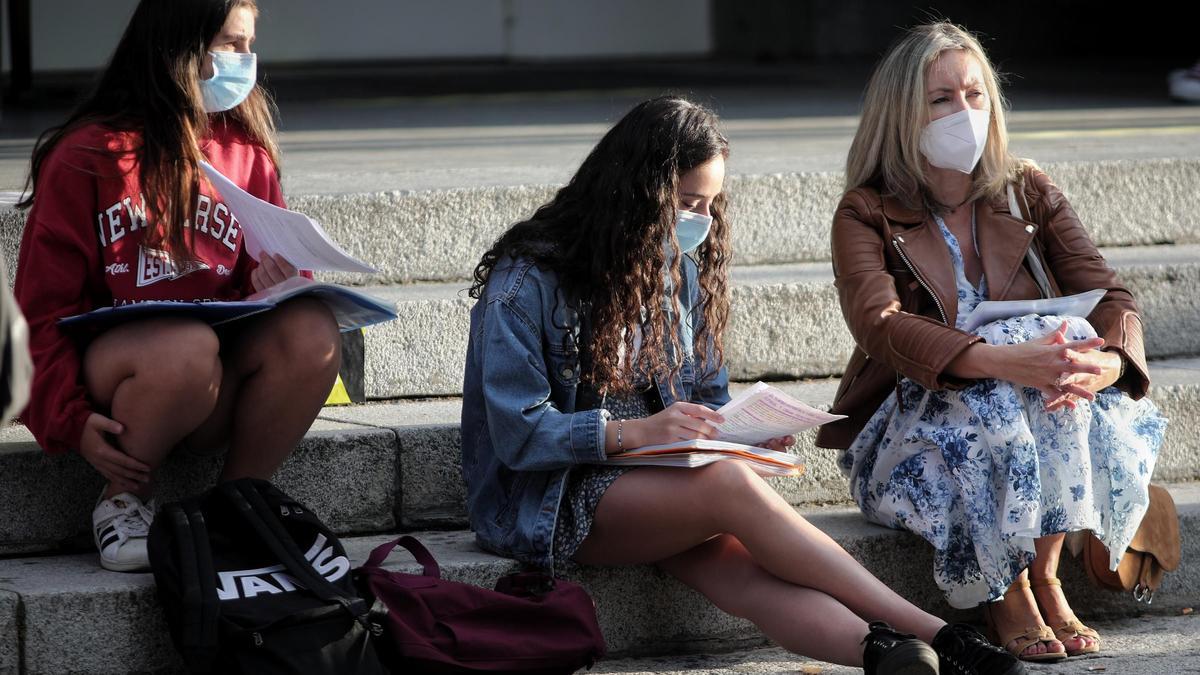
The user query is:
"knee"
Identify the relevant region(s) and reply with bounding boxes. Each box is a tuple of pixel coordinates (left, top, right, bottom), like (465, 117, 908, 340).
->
(264, 299, 341, 373)
(140, 320, 222, 393)
(697, 459, 763, 497)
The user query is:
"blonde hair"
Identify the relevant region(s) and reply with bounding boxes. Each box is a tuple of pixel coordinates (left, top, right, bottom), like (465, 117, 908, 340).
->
(845, 21, 1028, 210)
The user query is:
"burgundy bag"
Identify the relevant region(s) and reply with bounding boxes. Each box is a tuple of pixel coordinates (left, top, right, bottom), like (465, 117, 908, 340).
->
(355, 536, 606, 674)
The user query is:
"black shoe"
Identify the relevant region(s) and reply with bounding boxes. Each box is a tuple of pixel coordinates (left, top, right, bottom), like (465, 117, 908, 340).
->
(932, 623, 1027, 675)
(862, 621, 940, 675)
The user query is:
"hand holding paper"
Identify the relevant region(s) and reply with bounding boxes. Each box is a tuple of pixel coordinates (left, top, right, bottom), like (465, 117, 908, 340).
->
(199, 161, 376, 274)
(713, 382, 846, 446)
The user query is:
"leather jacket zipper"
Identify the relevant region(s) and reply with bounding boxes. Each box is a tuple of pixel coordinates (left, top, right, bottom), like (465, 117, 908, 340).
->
(892, 238, 948, 325)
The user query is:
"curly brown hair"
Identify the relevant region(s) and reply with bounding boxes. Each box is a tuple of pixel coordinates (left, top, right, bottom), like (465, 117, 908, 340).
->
(470, 96, 731, 396)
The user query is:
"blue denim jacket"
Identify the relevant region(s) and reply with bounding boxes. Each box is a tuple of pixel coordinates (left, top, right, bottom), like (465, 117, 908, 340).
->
(460, 254, 731, 570)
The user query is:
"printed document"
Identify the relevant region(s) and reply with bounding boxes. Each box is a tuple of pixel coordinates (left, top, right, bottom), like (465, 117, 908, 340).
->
(714, 381, 846, 446)
(595, 382, 843, 476)
(199, 161, 376, 274)
(960, 288, 1106, 333)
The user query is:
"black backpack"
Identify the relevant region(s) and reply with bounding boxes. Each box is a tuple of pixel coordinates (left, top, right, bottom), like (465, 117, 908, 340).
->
(148, 479, 386, 674)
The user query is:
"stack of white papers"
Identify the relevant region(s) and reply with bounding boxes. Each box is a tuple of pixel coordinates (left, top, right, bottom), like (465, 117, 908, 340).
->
(605, 440, 805, 477)
(960, 288, 1106, 333)
(199, 161, 376, 274)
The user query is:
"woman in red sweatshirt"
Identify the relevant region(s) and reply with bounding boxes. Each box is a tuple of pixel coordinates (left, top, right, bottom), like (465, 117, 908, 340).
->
(14, 0, 341, 572)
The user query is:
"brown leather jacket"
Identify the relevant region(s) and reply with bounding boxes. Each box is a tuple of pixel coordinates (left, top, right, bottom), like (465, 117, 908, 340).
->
(816, 167, 1150, 450)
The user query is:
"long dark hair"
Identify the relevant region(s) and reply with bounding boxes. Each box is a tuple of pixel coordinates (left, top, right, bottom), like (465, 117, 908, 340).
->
(470, 96, 732, 396)
(18, 0, 279, 262)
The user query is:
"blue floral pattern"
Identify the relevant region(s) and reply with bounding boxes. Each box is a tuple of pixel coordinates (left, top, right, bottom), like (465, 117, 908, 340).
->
(839, 214, 1168, 608)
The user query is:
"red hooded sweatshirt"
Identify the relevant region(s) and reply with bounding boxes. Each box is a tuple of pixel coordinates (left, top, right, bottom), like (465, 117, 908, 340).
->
(14, 120, 284, 454)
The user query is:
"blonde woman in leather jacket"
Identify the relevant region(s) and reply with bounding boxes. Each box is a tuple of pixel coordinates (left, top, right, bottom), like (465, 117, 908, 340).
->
(818, 22, 1168, 663)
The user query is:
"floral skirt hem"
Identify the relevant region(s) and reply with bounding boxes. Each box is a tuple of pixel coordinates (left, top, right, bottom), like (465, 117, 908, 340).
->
(552, 466, 631, 570)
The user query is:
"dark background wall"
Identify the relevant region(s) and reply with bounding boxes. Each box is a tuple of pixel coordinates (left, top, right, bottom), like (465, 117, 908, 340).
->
(712, 1, 1199, 63)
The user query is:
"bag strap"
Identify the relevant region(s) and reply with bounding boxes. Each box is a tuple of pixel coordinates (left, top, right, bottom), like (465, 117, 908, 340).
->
(219, 481, 368, 621)
(363, 535, 441, 578)
(1008, 181, 1054, 299)
(167, 501, 219, 672)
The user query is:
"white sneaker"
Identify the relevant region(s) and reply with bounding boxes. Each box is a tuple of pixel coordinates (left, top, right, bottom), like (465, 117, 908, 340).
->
(1168, 64, 1200, 102)
(93, 492, 156, 572)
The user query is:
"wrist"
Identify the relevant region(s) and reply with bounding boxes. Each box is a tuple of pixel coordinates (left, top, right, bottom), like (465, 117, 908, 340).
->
(622, 418, 643, 451)
(948, 342, 998, 380)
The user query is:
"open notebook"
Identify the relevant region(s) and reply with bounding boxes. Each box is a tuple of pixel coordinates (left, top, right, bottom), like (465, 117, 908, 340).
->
(60, 277, 396, 333)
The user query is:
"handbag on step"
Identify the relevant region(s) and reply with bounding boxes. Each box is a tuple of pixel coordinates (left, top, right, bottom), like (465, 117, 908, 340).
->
(1081, 484, 1181, 603)
(354, 535, 606, 674)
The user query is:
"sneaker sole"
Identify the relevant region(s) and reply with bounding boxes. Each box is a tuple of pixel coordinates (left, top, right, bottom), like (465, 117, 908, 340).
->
(878, 641, 940, 675)
(99, 557, 151, 573)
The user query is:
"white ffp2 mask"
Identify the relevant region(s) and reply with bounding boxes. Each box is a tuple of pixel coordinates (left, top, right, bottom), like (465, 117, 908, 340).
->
(919, 108, 990, 174)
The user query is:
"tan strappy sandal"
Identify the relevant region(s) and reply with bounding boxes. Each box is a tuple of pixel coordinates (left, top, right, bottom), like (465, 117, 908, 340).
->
(983, 579, 1068, 662)
(1030, 576, 1101, 656)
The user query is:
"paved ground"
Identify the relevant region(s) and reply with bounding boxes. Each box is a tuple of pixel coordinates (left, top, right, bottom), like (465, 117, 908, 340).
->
(594, 613, 1200, 674)
(1, 59, 1196, 194)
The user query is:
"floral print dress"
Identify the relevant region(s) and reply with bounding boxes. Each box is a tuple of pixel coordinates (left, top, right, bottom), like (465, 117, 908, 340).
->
(840, 213, 1168, 608)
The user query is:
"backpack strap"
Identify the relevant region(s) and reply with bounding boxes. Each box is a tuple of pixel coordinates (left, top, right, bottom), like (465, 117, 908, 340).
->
(219, 481, 369, 624)
(167, 501, 220, 672)
(1008, 180, 1054, 299)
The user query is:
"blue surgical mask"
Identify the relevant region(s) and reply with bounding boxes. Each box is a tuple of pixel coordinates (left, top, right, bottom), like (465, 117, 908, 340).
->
(200, 51, 257, 113)
(673, 209, 713, 254)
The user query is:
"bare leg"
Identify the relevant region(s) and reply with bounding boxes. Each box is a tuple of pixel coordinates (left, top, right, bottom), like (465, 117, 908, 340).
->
(659, 534, 870, 666)
(573, 463, 946, 644)
(84, 318, 223, 499)
(185, 298, 340, 480)
(1029, 533, 1096, 653)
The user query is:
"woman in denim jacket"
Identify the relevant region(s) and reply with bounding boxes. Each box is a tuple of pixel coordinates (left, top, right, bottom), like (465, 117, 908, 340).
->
(461, 96, 1022, 675)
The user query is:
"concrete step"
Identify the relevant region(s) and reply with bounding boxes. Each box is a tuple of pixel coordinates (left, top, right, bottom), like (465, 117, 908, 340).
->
(1, 483, 1196, 675)
(296, 157, 1200, 285)
(360, 244, 1200, 399)
(2, 157, 1198, 288)
(590, 613, 1200, 674)
(0, 417, 401, 556)
(3, 357, 1197, 555)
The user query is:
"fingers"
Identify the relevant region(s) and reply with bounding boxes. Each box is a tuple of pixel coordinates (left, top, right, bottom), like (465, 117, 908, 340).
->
(88, 412, 124, 436)
(761, 436, 796, 452)
(1038, 321, 1069, 345)
(263, 255, 298, 285)
(106, 445, 152, 475)
(1039, 387, 1076, 411)
(272, 254, 298, 279)
(98, 444, 151, 483)
(259, 254, 285, 286)
(671, 402, 725, 425)
(676, 416, 720, 440)
(1063, 336, 1105, 353)
(1057, 381, 1096, 402)
(250, 265, 268, 292)
(1051, 321, 1069, 344)
(1060, 357, 1103, 376)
